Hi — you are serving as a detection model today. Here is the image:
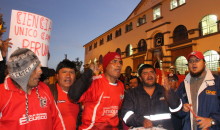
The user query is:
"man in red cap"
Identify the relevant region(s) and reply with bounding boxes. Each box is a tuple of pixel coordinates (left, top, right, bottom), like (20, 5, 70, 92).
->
(176, 51, 220, 130)
(68, 52, 124, 130)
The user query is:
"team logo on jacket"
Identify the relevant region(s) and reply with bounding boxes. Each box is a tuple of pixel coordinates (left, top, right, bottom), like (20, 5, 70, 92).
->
(102, 106, 118, 116)
(206, 90, 216, 95)
(19, 113, 47, 125)
(120, 94, 124, 100)
(40, 97, 47, 108)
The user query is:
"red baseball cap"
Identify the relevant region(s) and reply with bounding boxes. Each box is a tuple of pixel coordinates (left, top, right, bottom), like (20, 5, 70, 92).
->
(187, 51, 204, 61)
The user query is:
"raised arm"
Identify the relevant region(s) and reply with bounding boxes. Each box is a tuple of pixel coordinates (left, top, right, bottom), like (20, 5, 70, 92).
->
(68, 69, 93, 103)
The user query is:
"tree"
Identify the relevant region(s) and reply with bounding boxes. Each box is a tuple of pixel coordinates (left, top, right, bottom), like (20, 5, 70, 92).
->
(72, 57, 83, 79)
(72, 57, 83, 71)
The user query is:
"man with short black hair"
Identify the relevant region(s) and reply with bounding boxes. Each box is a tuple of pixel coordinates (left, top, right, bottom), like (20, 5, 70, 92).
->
(49, 59, 80, 130)
(177, 51, 220, 130)
(121, 64, 182, 129)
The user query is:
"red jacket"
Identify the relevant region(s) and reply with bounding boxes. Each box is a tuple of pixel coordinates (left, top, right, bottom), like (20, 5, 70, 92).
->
(56, 84, 79, 130)
(78, 74, 124, 130)
(0, 77, 66, 130)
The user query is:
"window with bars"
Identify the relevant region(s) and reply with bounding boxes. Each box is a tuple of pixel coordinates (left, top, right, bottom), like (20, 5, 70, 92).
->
(99, 38, 104, 46)
(107, 34, 112, 41)
(200, 15, 218, 36)
(115, 28, 122, 37)
(204, 50, 220, 71)
(175, 56, 188, 74)
(170, 0, 185, 10)
(137, 15, 146, 26)
(125, 22, 133, 32)
(89, 45, 92, 51)
(125, 44, 133, 57)
(153, 6, 161, 20)
(94, 42, 97, 48)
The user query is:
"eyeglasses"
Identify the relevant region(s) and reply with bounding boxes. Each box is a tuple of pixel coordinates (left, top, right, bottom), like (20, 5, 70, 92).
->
(188, 59, 201, 64)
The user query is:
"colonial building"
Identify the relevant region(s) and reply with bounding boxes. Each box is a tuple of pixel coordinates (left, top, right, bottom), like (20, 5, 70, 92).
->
(83, 0, 220, 74)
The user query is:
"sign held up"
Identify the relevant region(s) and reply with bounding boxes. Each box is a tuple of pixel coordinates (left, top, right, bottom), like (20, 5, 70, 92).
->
(8, 9, 52, 67)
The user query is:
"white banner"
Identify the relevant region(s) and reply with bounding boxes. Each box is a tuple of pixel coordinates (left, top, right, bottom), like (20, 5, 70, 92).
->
(129, 127, 167, 130)
(8, 9, 52, 67)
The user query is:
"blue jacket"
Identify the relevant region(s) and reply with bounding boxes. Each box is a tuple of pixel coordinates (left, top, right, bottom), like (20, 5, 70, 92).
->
(176, 69, 220, 130)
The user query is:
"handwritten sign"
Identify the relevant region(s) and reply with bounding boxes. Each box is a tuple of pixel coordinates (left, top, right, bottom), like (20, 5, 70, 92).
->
(8, 10, 52, 67)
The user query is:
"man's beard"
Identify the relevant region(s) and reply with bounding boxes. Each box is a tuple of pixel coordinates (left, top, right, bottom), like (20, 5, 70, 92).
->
(190, 66, 205, 77)
(142, 81, 156, 88)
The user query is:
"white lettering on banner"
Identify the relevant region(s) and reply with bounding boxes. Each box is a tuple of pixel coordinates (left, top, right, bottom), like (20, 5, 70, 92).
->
(19, 113, 47, 125)
(16, 11, 52, 31)
(102, 106, 118, 116)
(9, 10, 52, 67)
(144, 113, 171, 121)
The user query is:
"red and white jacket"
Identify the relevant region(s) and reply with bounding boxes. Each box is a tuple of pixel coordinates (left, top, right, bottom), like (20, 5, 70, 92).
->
(0, 77, 66, 130)
(56, 84, 79, 130)
(72, 73, 124, 130)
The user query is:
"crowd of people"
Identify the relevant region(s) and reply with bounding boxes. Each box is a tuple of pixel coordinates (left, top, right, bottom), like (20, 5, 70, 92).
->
(0, 17, 220, 130)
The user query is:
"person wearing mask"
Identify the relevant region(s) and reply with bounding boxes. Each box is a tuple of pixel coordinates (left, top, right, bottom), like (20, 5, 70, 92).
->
(177, 51, 220, 130)
(49, 59, 80, 130)
(121, 64, 182, 130)
(0, 48, 65, 130)
(68, 52, 124, 130)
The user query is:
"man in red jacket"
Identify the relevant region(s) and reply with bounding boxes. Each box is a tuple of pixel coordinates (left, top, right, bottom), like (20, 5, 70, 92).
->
(68, 52, 124, 130)
(49, 59, 80, 130)
(0, 48, 65, 130)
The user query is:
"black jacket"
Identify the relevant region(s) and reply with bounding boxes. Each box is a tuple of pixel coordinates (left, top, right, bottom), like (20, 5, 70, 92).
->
(121, 84, 182, 130)
(68, 69, 93, 103)
(0, 57, 7, 83)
